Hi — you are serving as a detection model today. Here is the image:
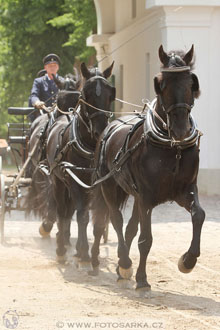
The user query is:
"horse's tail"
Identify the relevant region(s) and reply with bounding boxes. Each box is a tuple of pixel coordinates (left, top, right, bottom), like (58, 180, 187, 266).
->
(24, 166, 51, 219)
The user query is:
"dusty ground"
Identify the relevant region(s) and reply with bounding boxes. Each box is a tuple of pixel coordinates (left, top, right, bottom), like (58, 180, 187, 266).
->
(0, 194, 219, 330)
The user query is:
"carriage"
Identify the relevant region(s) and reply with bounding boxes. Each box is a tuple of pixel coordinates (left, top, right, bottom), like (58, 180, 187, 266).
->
(0, 106, 35, 243)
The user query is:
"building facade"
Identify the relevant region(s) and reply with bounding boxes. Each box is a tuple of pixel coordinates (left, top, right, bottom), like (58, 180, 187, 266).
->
(87, 0, 220, 195)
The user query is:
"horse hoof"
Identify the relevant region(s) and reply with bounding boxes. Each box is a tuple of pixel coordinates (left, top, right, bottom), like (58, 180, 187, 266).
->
(39, 224, 51, 238)
(117, 278, 132, 289)
(119, 266, 133, 280)
(88, 267, 99, 276)
(78, 261, 92, 272)
(178, 254, 197, 273)
(56, 255, 67, 264)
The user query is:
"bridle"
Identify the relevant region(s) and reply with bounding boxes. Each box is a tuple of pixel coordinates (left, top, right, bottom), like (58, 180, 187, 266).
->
(158, 95, 194, 114)
(156, 65, 195, 138)
(80, 75, 113, 137)
(64, 77, 77, 91)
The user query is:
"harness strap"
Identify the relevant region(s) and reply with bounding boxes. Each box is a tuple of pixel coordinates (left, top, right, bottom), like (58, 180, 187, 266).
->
(92, 133, 146, 187)
(69, 114, 94, 158)
(96, 115, 144, 177)
(64, 131, 145, 189)
(49, 120, 73, 172)
(174, 147, 182, 176)
(113, 118, 145, 164)
(49, 114, 94, 173)
(61, 121, 146, 189)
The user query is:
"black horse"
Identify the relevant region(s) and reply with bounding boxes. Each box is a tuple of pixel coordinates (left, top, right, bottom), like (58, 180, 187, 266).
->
(25, 74, 81, 222)
(90, 45, 205, 293)
(37, 62, 115, 265)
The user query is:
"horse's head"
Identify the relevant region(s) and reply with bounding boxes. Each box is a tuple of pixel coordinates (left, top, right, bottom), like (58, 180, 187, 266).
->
(154, 45, 200, 141)
(53, 70, 81, 91)
(80, 61, 115, 140)
(57, 90, 80, 113)
(54, 70, 81, 114)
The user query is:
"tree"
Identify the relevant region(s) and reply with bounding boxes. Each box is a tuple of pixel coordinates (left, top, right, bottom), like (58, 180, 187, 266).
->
(0, 0, 96, 136)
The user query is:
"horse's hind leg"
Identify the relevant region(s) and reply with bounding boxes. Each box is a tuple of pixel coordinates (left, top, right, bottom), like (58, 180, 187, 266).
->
(177, 184, 205, 273)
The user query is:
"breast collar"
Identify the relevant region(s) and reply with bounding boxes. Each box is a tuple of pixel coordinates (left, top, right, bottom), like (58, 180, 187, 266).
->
(144, 99, 200, 149)
(69, 109, 94, 159)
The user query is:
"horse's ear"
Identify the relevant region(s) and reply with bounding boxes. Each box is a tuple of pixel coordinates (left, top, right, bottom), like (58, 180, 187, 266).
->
(183, 45, 194, 65)
(158, 45, 169, 66)
(191, 73, 200, 98)
(81, 62, 91, 79)
(154, 76, 162, 95)
(52, 74, 64, 89)
(103, 61, 114, 79)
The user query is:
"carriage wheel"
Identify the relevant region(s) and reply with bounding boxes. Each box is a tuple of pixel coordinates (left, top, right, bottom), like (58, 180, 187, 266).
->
(103, 222, 109, 244)
(0, 173, 6, 244)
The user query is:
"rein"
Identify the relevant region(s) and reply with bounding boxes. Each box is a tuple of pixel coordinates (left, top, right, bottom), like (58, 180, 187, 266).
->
(79, 98, 113, 118)
(144, 99, 167, 130)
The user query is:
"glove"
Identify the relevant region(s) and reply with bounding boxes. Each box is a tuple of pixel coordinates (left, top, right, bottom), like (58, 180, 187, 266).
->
(34, 100, 45, 109)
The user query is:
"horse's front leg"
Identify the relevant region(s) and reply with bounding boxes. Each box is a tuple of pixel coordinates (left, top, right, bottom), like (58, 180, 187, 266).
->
(111, 207, 133, 281)
(125, 200, 139, 253)
(89, 182, 110, 276)
(56, 217, 67, 263)
(52, 178, 70, 263)
(75, 207, 91, 270)
(39, 192, 57, 237)
(177, 184, 205, 273)
(56, 208, 73, 263)
(102, 183, 133, 281)
(135, 202, 152, 292)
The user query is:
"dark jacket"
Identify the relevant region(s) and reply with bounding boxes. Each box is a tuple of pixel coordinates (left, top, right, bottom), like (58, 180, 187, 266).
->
(29, 74, 63, 107)
(28, 74, 63, 122)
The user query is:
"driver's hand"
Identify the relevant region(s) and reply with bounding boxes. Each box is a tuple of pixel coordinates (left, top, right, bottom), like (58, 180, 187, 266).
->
(34, 100, 45, 109)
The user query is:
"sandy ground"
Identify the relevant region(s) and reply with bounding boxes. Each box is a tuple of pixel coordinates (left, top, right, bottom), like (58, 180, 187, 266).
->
(0, 194, 219, 330)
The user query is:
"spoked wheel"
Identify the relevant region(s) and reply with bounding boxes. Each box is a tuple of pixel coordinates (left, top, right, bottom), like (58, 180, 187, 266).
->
(0, 173, 6, 244)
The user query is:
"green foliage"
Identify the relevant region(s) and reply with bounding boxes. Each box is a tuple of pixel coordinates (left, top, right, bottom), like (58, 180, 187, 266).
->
(0, 0, 97, 137)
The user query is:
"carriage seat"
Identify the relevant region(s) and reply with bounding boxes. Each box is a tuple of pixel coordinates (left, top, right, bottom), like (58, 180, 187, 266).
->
(8, 136, 28, 145)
